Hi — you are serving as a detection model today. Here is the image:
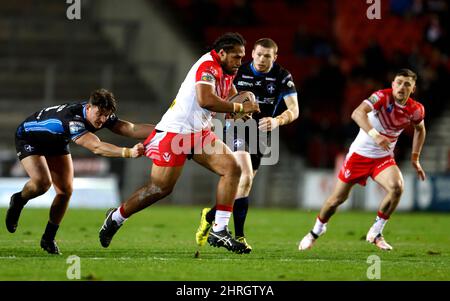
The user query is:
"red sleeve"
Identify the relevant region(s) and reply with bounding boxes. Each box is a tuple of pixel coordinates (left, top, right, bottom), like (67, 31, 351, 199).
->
(364, 90, 386, 111)
(195, 61, 220, 86)
(411, 102, 425, 124)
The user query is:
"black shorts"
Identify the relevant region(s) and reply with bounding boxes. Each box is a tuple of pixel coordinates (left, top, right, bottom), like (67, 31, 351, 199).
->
(223, 121, 270, 171)
(15, 126, 70, 160)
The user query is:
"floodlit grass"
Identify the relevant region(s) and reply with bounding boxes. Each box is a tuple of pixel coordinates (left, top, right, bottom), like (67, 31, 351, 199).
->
(0, 206, 449, 281)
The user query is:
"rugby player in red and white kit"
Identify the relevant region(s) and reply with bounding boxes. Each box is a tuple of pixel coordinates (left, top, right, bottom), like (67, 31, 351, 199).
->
(99, 32, 260, 254)
(299, 69, 426, 251)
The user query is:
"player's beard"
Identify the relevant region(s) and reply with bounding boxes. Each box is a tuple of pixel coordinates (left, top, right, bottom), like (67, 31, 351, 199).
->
(224, 67, 238, 75)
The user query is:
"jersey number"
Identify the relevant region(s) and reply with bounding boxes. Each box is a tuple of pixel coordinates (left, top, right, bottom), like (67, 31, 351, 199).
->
(37, 104, 67, 119)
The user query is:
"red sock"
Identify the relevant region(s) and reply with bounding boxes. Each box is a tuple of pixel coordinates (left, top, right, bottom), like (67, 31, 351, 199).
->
(119, 205, 130, 218)
(377, 211, 390, 220)
(216, 204, 233, 212)
(317, 215, 329, 224)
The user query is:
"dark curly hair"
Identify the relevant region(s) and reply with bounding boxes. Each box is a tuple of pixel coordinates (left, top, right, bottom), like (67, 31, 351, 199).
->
(212, 32, 246, 53)
(88, 89, 117, 113)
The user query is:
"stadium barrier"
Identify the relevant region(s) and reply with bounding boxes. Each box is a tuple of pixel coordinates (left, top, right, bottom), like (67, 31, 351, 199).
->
(301, 170, 354, 210)
(1, 173, 449, 211)
(414, 174, 450, 211)
(0, 177, 119, 208)
(300, 171, 450, 212)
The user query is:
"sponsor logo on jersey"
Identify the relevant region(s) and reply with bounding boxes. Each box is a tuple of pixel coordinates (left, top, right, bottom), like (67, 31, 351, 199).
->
(344, 169, 351, 178)
(368, 94, 380, 105)
(259, 97, 275, 104)
(163, 152, 171, 162)
(281, 74, 292, 84)
(267, 82, 276, 94)
(24, 144, 35, 153)
(237, 81, 253, 87)
(265, 77, 276, 81)
(242, 74, 253, 79)
(255, 81, 262, 86)
(69, 121, 86, 135)
(200, 72, 215, 83)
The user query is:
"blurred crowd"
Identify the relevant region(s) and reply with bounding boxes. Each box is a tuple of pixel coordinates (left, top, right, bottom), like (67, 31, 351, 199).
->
(159, 0, 450, 167)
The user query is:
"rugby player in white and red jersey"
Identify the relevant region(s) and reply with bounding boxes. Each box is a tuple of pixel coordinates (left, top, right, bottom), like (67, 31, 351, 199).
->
(299, 69, 426, 251)
(99, 32, 260, 254)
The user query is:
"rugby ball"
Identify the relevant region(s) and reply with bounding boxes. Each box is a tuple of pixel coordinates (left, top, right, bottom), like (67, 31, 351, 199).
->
(226, 91, 256, 120)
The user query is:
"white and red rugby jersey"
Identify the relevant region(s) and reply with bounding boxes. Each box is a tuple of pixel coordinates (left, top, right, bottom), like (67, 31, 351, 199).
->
(349, 88, 425, 158)
(156, 50, 234, 134)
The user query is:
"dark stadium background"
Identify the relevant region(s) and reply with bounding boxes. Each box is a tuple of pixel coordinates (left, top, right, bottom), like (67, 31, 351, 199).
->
(0, 0, 449, 285)
(0, 0, 449, 210)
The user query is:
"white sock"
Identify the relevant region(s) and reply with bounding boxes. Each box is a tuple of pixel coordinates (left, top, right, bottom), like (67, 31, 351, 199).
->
(371, 216, 387, 234)
(112, 207, 127, 226)
(212, 210, 232, 232)
(312, 217, 327, 236)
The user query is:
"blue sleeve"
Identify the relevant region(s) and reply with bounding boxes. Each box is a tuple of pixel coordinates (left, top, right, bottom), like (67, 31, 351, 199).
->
(69, 120, 88, 141)
(280, 71, 297, 98)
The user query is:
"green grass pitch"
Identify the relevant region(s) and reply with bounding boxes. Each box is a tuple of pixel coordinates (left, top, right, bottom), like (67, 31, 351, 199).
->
(0, 206, 449, 281)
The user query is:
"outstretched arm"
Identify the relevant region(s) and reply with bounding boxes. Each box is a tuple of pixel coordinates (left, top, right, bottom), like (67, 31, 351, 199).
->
(411, 120, 426, 180)
(258, 94, 299, 132)
(74, 132, 144, 158)
(110, 120, 155, 140)
(351, 102, 391, 151)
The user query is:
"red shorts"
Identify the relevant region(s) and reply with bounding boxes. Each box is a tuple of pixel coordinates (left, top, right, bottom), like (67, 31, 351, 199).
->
(143, 129, 217, 167)
(338, 152, 397, 186)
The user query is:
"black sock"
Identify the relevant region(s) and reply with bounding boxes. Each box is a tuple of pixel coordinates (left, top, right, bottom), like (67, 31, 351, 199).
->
(206, 206, 216, 224)
(13, 191, 27, 206)
(42, 221, 59, 241)
(233, 197, 249, 237)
